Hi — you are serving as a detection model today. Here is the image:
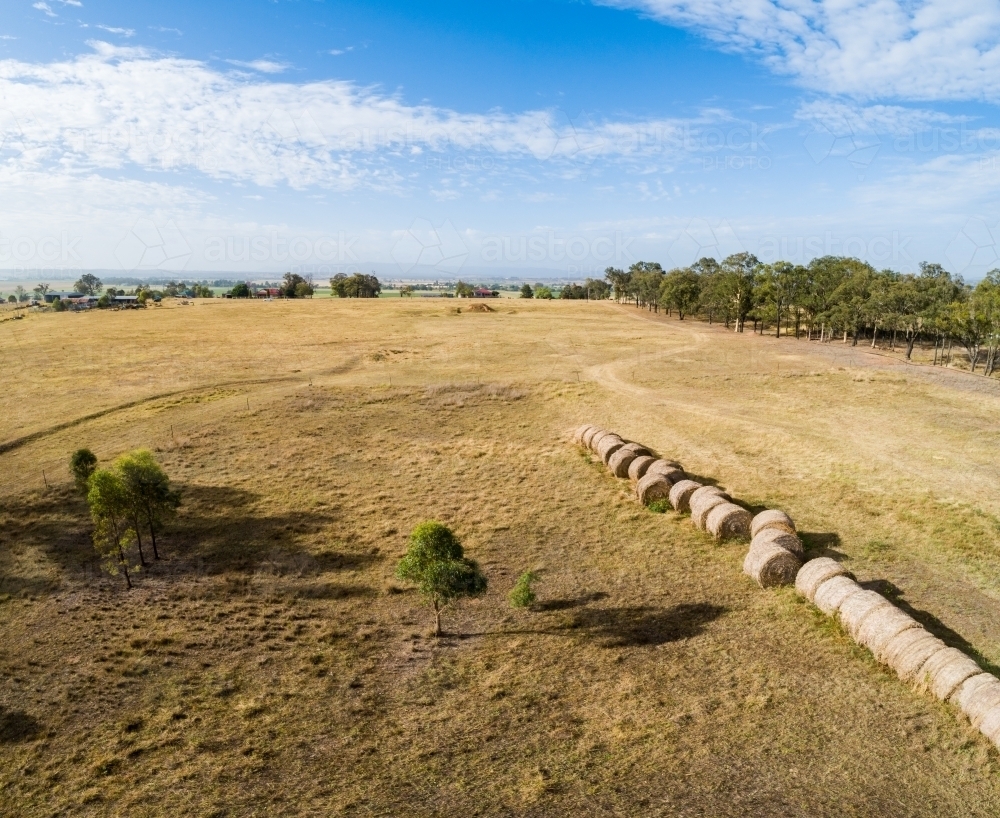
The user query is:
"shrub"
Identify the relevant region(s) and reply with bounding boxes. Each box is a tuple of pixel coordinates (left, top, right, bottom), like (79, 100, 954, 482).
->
(509, 571, 538, 608)
(648, 499, 672, 513)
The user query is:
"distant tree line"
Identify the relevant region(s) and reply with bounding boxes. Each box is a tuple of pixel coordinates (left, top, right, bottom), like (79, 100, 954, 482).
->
(330, 273, 381, 298)
(604, 255, 1000, 376)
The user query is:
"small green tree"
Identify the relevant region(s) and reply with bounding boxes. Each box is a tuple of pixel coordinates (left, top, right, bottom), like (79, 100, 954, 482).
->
(70, 448, 98, 494)
(230, 282, 251, 298)
(519, 284, 533, 299)
(396, 521, 487, 636)
(74, 274, 103, 296)
(534, 285, 553, 300)
(509, 571, 537, 608)
(87, 469, 139, 589)
(114, 449, 180, 561)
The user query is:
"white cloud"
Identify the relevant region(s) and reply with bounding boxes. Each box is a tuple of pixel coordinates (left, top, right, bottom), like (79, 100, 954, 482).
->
(57, 0, 83, 6)
(95, 25, 135, 37)
(0, 42, 718, 193)
(605, 0, 1000, 102)
(328, 47, 354, 56)
(226, 59, 291, 74)
(32, 2, 56, 17)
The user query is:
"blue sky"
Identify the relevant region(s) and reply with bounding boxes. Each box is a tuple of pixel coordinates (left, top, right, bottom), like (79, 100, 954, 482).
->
(1, 0, 1000, 281)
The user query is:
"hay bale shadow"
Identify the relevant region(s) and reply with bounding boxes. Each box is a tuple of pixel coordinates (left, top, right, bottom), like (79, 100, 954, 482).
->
(799, 532, 842, 555)
(0, 708, 41, 743)
(572, 602, 728, 647)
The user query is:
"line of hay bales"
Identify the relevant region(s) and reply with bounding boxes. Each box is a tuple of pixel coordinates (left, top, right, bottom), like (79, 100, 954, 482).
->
(795, 557, 1000, 749)
(572, 423, 1000, 752)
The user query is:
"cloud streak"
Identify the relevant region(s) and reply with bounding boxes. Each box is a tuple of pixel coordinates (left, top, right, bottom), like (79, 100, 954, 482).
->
(604, 0, 1000, 102)
(0, 42, 721, 192)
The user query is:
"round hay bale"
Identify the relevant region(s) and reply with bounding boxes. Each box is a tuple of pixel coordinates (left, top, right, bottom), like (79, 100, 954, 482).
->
(914, 647, 983, 701)
(951, 673, 1000, 729)
(618, 442, 652, 458)
(976, 703, 1000, 750)
(706, 503, 752, 541)
(812, 575, 863, 616)
(607, 447, 637, 478)
(635, 473, 672, 505)
(751, 528, 804, 558)
(668, 480, 702, 512)
(628, 455, 656, 482)
(750, 509, 796, 538)
(794, 558, 851, 602)
(689, 488, 730, 531)
(573, 424, 596, 445)
(589, 429, 616, 453)
(597, 435, 625, 464)
(646, 460, 685, 483)
(837, 590, 895, 640)
(582, 427, 605, 449)
(743, 542, 802, 588)
(856, 607, 921, 661)
(647, 459, 681, 473)
(883, 629, 946, 682)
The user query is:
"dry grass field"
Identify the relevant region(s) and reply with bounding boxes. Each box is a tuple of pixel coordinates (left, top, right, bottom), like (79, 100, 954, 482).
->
(4, 297, 1000, 816)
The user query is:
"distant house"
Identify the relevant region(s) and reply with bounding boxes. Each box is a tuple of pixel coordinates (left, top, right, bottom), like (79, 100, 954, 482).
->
(114, 295, 139, 303)
(473, 288, 499, 298)
(255, 287, 281, 298)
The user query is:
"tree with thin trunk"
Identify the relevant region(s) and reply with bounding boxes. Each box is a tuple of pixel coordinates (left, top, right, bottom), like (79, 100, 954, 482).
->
(87, 469, 139, 589)
(114, 449, 180, 561)
(395, 521, 487, 637)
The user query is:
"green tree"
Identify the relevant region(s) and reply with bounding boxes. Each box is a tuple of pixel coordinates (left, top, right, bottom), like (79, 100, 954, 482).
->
(33, 283, 50, 300)
(114, 449, 180, 563)
(534, 285, 554, 300)
(519, 284, 534, 299)
(70, 448, 98, 495)
(659, 268, 702, 319)
(74, 274, 103, 296)
(14, 285, 27, 303)
(87, 469, 139, 590)
(604, 267, 631, 302)
(583, 278, 610, 300)
(400, 285, 414, 297)
(395, 521, 487, 636)
(455, 280, 474, 298)
(230, 282, 251, 298)
(718, 252, 759, 332)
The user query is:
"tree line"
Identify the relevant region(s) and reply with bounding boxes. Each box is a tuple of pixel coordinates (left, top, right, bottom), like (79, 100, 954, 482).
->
(71, 448, 180, 589)
(603, 255, 1000, 376)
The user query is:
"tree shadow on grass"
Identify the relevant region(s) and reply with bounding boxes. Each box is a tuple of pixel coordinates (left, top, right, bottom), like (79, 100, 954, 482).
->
(533, 591, 609, 612)
(569, 603, 729, 647)
(0, 707, 42, 743)
(0, 482, 379, 592)
(863, 580, 1000, 677)
(152, 483, 369, 576)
